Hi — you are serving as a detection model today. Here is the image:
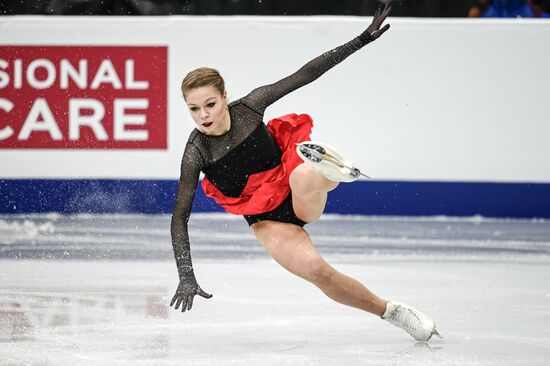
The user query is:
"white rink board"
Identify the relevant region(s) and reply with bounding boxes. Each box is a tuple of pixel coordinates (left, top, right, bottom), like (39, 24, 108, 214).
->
(1, 17, 549, 182)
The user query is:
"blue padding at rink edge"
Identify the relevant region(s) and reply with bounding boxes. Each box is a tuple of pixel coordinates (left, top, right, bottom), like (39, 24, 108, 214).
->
(1, 179, 549, 218)
(325, 180, 550, 218)
(0, 179, 220, 215)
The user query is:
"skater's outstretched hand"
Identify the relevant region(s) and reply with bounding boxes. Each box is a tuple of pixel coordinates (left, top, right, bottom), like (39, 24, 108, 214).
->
(170, 277, 212, 312)
(359, 3, 391, 44)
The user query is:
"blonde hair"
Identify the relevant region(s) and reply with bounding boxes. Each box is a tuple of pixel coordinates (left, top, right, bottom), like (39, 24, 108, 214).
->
(181, 67, 225, 99)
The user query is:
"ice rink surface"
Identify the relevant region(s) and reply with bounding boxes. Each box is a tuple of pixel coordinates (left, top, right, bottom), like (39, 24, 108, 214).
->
(1, 213, 550, 365)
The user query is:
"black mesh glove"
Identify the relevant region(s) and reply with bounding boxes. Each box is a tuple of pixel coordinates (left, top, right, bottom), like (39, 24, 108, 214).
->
(170, 268, 212, 312)
(358, 3, 392, 45)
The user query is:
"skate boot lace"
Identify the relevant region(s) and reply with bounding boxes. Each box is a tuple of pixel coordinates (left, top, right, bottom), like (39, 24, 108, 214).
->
(384, 303, 436, 341)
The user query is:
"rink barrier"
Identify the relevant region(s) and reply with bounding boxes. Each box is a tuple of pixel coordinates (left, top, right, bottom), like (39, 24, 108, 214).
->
(1, 179, 549, 218)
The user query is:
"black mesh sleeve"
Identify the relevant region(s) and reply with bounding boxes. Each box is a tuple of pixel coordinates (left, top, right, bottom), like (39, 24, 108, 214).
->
(242, 36, 367, 114)
(170, 142, 205, 281)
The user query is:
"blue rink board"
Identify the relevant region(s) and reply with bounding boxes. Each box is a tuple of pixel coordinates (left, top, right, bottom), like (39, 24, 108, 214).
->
(1, 179, 549, 218)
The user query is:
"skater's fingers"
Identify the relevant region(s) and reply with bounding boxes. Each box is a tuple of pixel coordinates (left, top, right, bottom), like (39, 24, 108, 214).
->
(383, 3, 391, 16)
(174, 297, 183, 310)
(197, 288, 213, 299)
(371, 4, 390, 31)
(380, 6, 391, 23)
(373, 24, 390, 39)
(180, 298, 188, 312)
(170, 295, 177, 307)
(187, 295, 194, 311)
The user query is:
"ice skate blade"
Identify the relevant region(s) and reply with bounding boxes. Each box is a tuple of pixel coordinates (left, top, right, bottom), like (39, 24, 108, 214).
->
(421, 328, 442, 342)
(295, 141, 367, 182)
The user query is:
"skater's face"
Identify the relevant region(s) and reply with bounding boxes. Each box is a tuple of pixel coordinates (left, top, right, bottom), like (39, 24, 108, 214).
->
(185, 86, 229, 136)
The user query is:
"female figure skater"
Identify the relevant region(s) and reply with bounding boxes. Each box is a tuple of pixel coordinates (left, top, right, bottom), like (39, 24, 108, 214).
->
(170, 5, 439, 341)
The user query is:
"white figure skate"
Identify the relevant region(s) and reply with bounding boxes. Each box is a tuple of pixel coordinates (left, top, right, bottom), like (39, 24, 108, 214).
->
(382, 301, 441, 342)
(296, 141, 369, 183)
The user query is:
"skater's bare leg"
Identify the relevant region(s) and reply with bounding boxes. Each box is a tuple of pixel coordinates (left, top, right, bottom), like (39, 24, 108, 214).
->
(290, 163, 339, 223)
(251, 220, 387, 316)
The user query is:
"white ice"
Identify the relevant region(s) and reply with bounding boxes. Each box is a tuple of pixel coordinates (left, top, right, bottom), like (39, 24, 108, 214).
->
(1, 214, 550, 365)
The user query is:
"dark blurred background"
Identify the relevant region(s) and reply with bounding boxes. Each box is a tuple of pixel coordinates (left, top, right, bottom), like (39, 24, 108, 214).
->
(1, 0, 548, 17)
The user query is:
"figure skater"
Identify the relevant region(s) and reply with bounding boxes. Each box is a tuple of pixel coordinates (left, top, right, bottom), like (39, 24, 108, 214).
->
(170, 4, 439, 341)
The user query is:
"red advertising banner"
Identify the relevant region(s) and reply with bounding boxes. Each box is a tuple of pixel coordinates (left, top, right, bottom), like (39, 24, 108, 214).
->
(0, 46, 167, 149)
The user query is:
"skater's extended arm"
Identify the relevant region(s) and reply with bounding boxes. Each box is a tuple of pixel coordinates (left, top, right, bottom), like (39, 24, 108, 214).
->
(243, 4, 391, 114)
(170, 144, 212, 312)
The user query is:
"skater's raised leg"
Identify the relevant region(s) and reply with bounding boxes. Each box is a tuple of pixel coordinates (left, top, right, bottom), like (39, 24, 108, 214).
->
(289, 163, 339, 223)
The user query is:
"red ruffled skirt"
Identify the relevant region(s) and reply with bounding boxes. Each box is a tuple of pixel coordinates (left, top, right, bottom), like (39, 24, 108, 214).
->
(201, 113, 313, 215)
